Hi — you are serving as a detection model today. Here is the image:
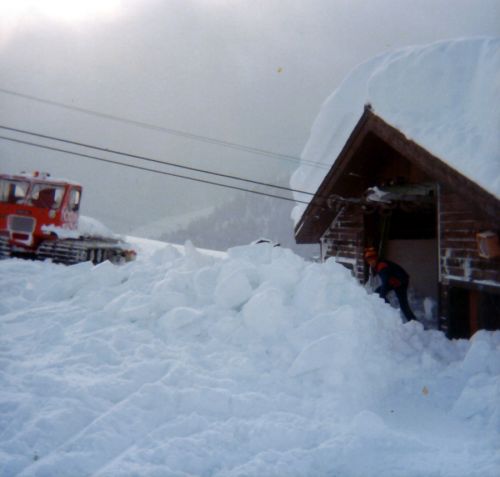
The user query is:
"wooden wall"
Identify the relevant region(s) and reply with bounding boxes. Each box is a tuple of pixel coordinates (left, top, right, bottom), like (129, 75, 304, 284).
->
(320, 204, 365, 282)
(439, 184, 500, 337)
(439, 185, 500, 285)
(318, 183, 499, 338)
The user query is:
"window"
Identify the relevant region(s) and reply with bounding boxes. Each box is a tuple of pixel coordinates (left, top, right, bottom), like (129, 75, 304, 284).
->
(68, 188, 81, 211)
(0, 179, 30, 203)
(30, 184, 65, 209)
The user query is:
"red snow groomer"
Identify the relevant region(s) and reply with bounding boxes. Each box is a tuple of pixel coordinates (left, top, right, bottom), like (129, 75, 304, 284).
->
(0, 171, 136, 265)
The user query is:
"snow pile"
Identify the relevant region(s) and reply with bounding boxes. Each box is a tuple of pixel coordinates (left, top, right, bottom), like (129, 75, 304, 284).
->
(41, 215, 120, 240)
(0, 240, 499, 476)
(291, 37, 500, 222)
(78, 215, 120, 238)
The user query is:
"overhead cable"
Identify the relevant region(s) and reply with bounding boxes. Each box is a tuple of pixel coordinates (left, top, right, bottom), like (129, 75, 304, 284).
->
(0, 87, 329, 170)
(0, 134, 324, 207)
(0, 124, 316, 198)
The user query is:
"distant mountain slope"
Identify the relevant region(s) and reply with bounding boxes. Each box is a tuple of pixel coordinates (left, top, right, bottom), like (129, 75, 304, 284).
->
(131, 205, 217, 239)
(159, 194, 318, 258)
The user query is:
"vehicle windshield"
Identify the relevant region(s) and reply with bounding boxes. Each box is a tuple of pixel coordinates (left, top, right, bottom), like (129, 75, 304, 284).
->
(29, 184, 66, 209)
(0, 179, 30, 203)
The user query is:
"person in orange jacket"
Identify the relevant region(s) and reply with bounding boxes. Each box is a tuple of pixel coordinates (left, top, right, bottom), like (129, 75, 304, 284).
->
(364, 247, 417, 322)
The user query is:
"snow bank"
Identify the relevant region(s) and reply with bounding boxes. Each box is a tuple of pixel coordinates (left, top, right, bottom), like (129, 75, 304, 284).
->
(0, 240, 499, 476)
(42, 215, 120, 240)
(291, 37, 500, 222)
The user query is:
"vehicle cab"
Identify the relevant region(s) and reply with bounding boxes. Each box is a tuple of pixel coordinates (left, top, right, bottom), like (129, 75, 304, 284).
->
(0, 172, 82, 252)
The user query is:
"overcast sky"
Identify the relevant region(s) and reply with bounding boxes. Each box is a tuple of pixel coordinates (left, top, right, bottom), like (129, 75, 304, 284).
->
(0, 0, 499, 235)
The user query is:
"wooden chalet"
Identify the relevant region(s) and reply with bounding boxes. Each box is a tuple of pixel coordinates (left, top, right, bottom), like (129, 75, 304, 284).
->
(295, 105, 500, 339)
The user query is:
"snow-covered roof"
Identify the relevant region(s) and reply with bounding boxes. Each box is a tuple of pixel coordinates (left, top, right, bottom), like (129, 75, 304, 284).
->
(291, 37, 500, 223)
(1, 171, 82, 187)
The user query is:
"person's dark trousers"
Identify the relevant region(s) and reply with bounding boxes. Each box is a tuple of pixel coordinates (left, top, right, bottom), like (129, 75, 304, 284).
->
(394, 284, 417, 322)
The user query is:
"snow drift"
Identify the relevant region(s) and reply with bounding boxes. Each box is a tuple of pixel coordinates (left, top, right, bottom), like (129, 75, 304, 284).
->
(291, 37, 500, 222)
(0, 239, 499, 476)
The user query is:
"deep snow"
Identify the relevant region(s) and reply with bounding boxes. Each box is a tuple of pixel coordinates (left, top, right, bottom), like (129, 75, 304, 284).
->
(0, 239, 499, 477)
(291, 37, 500, 222)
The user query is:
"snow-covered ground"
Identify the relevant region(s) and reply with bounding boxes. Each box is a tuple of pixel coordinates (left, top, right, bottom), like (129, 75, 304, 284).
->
(1, 238, 499, 477)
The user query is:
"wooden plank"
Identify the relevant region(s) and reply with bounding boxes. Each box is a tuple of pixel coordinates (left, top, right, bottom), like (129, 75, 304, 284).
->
(440, 213, 478, 223)
(441, 239, 476, 249)
(442, 237, 477, 244)
(330, 236, 361, 244)
(442, 230, 477, 239)
(442, 265, 467, 277)
(442, 263, 500, 282)
(330, 250, 359, 259)
(325, 226, 363, 233)
(480, 270, 500, 282)
(324, 237, 358, 245)
(444, 256, 499, 270)
(440, 221, 478, 230)
(446, 277, 500, 293)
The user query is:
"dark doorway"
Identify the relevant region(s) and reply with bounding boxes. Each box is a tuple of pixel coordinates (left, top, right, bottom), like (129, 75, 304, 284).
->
(364, 203, 438, 301)
(365, 204, 439, 328)
(448, 286, 500, 338)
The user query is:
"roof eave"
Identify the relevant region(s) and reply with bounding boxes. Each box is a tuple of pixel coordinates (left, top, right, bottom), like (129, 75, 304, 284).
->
(294, 104, 375, 243)
(294, 106, 500, 244)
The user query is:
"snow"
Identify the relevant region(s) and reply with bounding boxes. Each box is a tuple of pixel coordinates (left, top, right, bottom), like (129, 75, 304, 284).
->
(1, 238, 499, 476)
(291, 37, 500, 223)
(365, 186, 392, 204)
(3, 172, 81, 187)
(41, 215, 120, 240)
(77, 215, 120, 238)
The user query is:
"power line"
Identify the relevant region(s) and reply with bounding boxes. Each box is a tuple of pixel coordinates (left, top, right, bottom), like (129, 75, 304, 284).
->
(0, 134, 324, 207)
(0, 124, 316, 198)
(0, 87, 329, 170)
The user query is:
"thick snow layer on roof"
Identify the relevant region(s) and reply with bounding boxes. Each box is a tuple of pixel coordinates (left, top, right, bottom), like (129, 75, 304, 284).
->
(0, 239, 499, 476)
(291, 37, 500, 223)
(1, 172, 82, 186)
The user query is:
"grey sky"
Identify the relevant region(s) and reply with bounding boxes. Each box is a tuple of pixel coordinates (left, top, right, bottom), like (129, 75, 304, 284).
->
(1, 0, 499, 236)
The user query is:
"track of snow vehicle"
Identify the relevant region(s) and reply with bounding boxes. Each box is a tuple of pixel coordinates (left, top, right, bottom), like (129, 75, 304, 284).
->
(0, 236, 10, 259)
(36, 237, 135, 265)
(0, 172, 136, 266)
